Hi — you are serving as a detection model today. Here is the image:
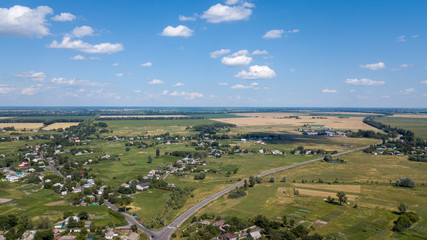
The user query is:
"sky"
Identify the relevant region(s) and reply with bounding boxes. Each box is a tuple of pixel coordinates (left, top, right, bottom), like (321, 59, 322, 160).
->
(0, 0, 426, 107)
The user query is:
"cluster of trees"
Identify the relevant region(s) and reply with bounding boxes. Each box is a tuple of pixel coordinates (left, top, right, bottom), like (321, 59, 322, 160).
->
(167, 186, 195, 209)
(0, 214, 49, 240)
(228, 189, 247, 199)
(291, 146, 336, 155)
(323, 155, 346, 163)
(363, 117, 416, 141)
(99, 116, 202, 120)
(191, 123, 234, 134)
(348, 129, 387, 139)
(395, 177, 416, 188)
(393, 203, 419, 232)
(408, 154, 427, 162)
(194, 172, 206, 180)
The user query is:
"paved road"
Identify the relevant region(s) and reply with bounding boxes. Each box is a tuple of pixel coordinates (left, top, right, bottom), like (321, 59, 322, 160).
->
(41, 151, 64, 179)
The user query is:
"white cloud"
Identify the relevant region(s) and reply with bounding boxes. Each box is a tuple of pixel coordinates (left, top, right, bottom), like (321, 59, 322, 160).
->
(170, 91, 203, 99)
(322, 89, 337, 93)
(221, 55, 252, 66)
(161, 90, 169, 95)
(231, 49, 249, 57)
(173, 82, 184, 87)
(421, 80, 427, 84)
(14, 71, 46, 82)
(161, 25, 193, 38)
(141, 62, 152, 67)
(51, 77, 102, 86)
(51, 12, 76, 22)
(400, 64, 413, 68)
(225, 0, 240, 5)
(0, 5, 52, 38)
(21, 86, 39, 95)
(113, 63, 119, 66)
(231, 84, 251, 89)
(0, 87, 14, 94)
(218, 82, 228, 86)
(349, 89, 356, 93)
(71, 26, 94, 38)
(201, 3, 254, 23)
(412, 34, 419, 39)
(115, 73, 124, 77)
(359, 62, 386, 70)
(252, 50, 269, 55)
(148, 79, 164, 85)
(396, 35, 406, 42)
(134, 89, 141, 93)
(70, 55, 85, 61)
(235, 65, 276, 79)
(289, 68, 296, 72)
(77, 88, 86, 93)
(210, 49, 230, 59)
(345, 78, 385, 86)
(402, 88, 415, 94)
(179, 15, 196, 21)
(48, 36, 124, 54)
(263, 29, 284, 39)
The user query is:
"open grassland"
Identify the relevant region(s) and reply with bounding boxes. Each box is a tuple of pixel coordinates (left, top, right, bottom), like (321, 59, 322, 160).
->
(0, 140, 50, 155)
(0, 123, 44, 129)
(43, 122, 80, 130)
(0, 183, 126, 226)
(387, 114, 427, 118)
(194, 151, 427, 239)
(99, 115, 188, 119)
(214, 112, 376, 130)
(129, 189, 171, 224)
(98, 119, 215, 136)
(376, 117, 427, 139)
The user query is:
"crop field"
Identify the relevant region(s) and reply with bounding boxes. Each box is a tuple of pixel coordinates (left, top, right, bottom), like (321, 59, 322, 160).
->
(214, 113, 376, 130)
(0, 123, 44, 129)
(387, 114, 427, 118)
(98, 115, 188, 118)
(376, 117, 427, 139)
(194, 151, 427, 239)
(43, 122, 80, 130)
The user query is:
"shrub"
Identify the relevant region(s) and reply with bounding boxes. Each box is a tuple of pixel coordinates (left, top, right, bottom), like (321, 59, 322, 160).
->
(395, 177, 416, 188)
(228, 189, 247, 199)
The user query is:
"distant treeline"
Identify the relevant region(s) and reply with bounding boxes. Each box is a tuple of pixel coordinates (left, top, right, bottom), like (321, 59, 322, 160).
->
(363, 117, 415, 141)
(97, 116, 202, 120)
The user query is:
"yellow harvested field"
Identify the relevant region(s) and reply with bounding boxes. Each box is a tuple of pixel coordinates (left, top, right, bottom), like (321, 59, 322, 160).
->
(293, 184, 361, 193)
(387, 114, 427, 118)
(0, 123, 43, 129)
(297, 189, 358, 200)
(214, 113, 376, 130)
(99, 115, 188, 118)
(0, 117, 11, 119)
(311, 112, 380, 116)
(43, 122, 80, 130)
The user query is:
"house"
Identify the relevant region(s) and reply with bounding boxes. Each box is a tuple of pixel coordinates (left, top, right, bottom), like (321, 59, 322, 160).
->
(248, 231, 262, 239)
(200, 220, 211, 226)
(214, 220, 224, 227)
(218, 233, 236, 240)
(136, 182, 151, 191)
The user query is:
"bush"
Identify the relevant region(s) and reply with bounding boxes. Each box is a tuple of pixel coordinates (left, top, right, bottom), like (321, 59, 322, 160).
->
(228, 189, 247, 199)
(280, 176, 287, 182)
(395, 177, 416, 188)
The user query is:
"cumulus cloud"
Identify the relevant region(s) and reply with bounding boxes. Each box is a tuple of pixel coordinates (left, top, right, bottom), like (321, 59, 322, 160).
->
(322, 89, 337, 93)
(170, 91, 203, 99)
(218, 82, 229, 86)
(21, 86, 39, 95)
(71, 26, 94, 38)
(115, 73, 124, 77)
(70, 55, 85, 61)
(221, 55, 252, 66)
(48, 36, 124, 54)
(179, 15, 196, 21)
(0, 5, 52, 38)
(148, 79, 164, 85)
(51, 77, 102, 86)
(51, 12, 75, 22)
(359, 62, 386, 70)
(396, 35, 406, 42)
(400, 64, 413, 68)
(173, 82, 184, 87)
(161, 90, 169, 95)
(252, 50, 269, 55)
(141, 62, 152, 67)
(225, 0, 240, 5)
(14, 71, 47, 82)
(230, 82, 259, 90)
(113, 63, 119, 66)
(421, 80, 427, 84)
(345, 78, 385, 86)
(235, 65, 276, 79)
(263, 29, 284, 39)
(231, 49, 249, 57)
(201, 3, 254, 23)
(161, 25, 193, 38)
(210, 49, 230, 59)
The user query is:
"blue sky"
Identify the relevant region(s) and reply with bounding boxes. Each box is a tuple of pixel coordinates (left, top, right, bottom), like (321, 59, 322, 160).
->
(0, 0, 426, 107)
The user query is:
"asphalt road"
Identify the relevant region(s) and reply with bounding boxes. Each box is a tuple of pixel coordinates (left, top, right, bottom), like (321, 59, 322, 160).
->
(49, 144, 374, 240)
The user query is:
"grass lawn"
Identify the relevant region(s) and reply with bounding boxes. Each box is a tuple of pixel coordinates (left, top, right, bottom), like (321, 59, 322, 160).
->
(129, 189, 171, 224)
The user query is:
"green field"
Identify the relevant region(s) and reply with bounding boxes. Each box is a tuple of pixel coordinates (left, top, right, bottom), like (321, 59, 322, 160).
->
(193, 152, 427, 239)
(376, 117, 427, 139)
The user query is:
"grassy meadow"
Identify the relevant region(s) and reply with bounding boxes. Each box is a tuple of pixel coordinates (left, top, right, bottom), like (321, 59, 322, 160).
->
(377, 117, 427, 139)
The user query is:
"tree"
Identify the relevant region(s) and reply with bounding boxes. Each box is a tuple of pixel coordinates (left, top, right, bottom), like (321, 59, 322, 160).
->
(147, 155, 153, 163)
(336, 191, 347, 205)
(18, 215, 33, 229)
(243, 179, 248, 189)
(36, 217, 50, 229)
(269, 176, 275, 183)
(125, 147, 130, 152)
(34, 229, 54, 240)
(131, 225, 138, 232)
(326, 196, 334, 203)
(120, 196, 133, 212)
(78, 211, 89, 220)
(281, 176, 287, 182)
(156, 149, 160, 157)
(249, 176, 256, 187)
(398, 202, 408, 213)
